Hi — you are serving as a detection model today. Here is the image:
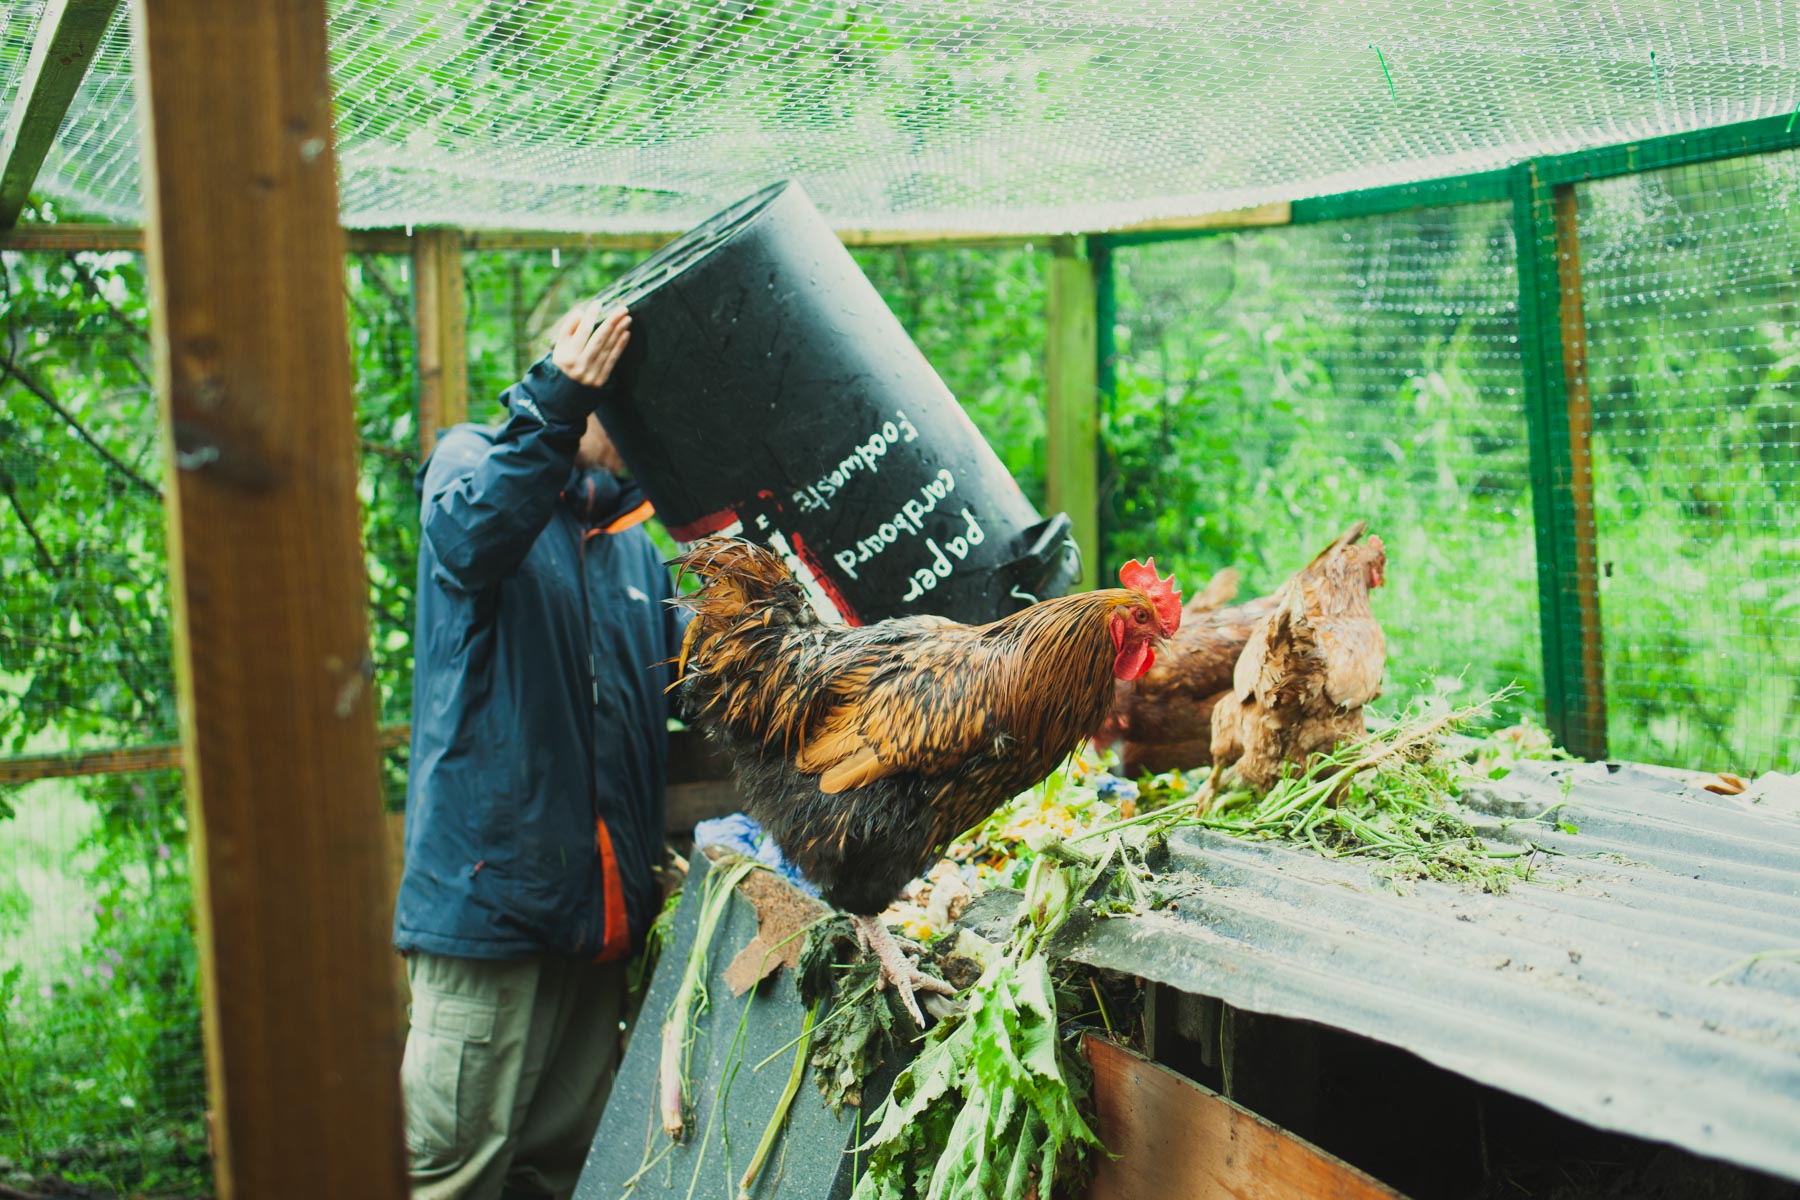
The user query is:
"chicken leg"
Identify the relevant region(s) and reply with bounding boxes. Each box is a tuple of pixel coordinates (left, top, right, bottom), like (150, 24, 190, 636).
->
(852, 913, 955, 1026)
(1194, 761, 1226, 815)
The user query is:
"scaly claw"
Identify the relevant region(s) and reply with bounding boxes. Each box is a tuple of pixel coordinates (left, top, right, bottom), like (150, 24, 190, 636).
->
(1194, 762, 1226, 815)
(852, 913, 955, 1026)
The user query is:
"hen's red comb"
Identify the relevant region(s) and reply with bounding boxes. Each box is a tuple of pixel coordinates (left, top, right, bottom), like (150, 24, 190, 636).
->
(1120, 558, 1182, 635)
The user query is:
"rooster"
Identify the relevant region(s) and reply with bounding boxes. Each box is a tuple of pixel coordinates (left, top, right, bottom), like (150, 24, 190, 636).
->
(1201, 521, 1387, 808)
(671, 537, 1181, 1021)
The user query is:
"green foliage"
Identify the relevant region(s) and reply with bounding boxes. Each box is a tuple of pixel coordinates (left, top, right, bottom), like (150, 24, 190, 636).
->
(0, 248, 171, 754)
(851, 950, 1099, 1200)
(1192, 692, 1557, 895)
(853, 247, 1048, 509)
(0, 238, 428, 1189)
(796, 917, 903, 1115)
(1571, 160, 1800, 772)
(0, 774, 207, 1194)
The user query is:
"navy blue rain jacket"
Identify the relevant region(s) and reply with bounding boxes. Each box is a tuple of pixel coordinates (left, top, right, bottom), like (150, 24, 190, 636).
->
(393, 355, 683, 962)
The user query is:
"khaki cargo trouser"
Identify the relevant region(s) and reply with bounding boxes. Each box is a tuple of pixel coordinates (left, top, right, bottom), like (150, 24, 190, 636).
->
(401, 951, 626, 1200)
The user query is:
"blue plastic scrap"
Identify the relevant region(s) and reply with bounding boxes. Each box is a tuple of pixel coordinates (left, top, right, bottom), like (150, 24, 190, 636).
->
(693, 811, 821, 897)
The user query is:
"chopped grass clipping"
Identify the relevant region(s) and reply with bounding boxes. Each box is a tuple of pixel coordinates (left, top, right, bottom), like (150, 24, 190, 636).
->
(660, 855, 759, 1141)
(1113, 686, 1567, 894)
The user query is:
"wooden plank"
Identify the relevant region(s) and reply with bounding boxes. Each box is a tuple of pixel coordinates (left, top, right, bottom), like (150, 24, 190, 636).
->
(0, 725, 410, 785)
(1, 214, 1284, 256)
(0, 220, 142, 251)
(383, 809, 410, 1042)
(0, 740, 181, 782)
(0, 224, 409, 253)
(462, 228, 675, 253)
(131, 1, 407, 1196)
(412, 226, 467, 456)
(1045, 235, 1100, 590)
(0, 0, 122, 227)
(665, 779, 743, 834)
(1105, 199, 1293, 237)
(667, 725, 733, 784)
(1552, 184, 1608, 759)
(344, 228, 413, 254)
(1084, 1035, 1406, 1200)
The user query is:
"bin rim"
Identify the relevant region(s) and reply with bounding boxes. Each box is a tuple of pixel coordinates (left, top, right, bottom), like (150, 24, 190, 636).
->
(594, 180, 797, 312)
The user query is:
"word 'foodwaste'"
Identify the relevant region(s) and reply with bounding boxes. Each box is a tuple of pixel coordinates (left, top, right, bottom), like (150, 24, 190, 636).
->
(793, 411, 922, 514)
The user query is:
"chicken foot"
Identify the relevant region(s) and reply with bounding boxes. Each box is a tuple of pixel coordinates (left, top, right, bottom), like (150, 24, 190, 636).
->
(852, 912, 955, 1026)
(1194, 761, 1227, 815)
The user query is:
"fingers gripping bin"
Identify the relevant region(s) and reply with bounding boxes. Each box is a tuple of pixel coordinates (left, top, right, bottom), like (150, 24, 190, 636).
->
(590, 181, 1080, 626)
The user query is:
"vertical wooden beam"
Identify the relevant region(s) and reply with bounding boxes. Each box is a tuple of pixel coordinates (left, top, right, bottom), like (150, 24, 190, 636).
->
(1046, 235, 1100, 590)
(131, 2, 406, 1198)
(1553, 184, 1608, 759)
(1513, 162, 1607, 760)
(413, 226, 467, 457)
(0, 0, 123, 227)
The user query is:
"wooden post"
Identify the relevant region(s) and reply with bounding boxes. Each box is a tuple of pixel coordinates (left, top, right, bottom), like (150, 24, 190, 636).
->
(1552, 184, 1608, 759)
(131, 2, 407, 1197)
(1512, 164, 1607, 759)
(1046, 235, 1100, 590)
(0, 0, 122, 227)
(413, 226, 468, 457)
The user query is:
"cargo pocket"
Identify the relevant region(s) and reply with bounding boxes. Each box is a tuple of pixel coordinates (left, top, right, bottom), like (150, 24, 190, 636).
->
(401, 989, 498, 1167)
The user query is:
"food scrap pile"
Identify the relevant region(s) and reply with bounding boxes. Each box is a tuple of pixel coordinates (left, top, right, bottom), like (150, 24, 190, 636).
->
(874, 694, 1572, 946)
(877, 760, 1140, 941)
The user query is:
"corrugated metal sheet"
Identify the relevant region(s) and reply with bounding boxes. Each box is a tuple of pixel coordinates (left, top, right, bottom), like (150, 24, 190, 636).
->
(1056, 760, 1800, 1182)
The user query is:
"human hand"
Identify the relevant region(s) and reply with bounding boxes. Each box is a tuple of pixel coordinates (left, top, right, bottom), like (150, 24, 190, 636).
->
(552, 301, 631, 389)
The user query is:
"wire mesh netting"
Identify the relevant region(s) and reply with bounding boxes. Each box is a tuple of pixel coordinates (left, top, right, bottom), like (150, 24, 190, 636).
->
(852, 246, 1049, 509)
(465, 247, 650, 417)
(461, 240, 1051, 507)
(0, 245, 422, 1192)
(1105, 206, 1543, 722)
(1574, 151, 1800, 774)
(6, 1, 1800, 232)
(0, 251, 172, 753)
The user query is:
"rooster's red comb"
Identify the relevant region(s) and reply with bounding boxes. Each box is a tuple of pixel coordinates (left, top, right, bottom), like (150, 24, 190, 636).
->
(1120, 558, 1182, 635)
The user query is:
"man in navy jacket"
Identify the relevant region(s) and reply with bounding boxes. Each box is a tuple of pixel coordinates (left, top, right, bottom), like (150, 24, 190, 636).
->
(395, 303, 682, 1199)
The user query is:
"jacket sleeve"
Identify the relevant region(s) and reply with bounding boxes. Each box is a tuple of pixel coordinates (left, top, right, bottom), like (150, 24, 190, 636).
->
(420, 357, 609, 593)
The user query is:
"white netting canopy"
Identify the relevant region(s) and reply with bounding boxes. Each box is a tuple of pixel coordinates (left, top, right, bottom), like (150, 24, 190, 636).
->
(4, 1, 1799, 233)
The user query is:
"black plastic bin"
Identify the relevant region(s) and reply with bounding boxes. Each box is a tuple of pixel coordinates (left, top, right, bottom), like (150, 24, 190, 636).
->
(589, 180, 1078, 626)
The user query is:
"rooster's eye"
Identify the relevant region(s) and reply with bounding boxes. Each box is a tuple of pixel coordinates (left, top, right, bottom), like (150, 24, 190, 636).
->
(1135, 610, 1148, 623)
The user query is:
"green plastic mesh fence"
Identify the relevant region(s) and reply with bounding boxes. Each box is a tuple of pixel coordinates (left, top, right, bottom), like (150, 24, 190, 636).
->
(1105, 205, 1543, 723)
(9, 1, 1800, 232)
(0, 245, 421, 1193)
(1573, 151, 1800, 775)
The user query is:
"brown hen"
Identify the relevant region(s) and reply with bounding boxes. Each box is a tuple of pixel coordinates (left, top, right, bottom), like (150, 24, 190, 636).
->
(1201, 522, 1388, 807)
(670, 536, 1181, 1020)
(1098, 566, 1283, 778)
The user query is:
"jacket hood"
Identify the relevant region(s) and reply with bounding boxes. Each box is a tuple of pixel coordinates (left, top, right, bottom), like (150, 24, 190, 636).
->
(562, 466, 649, 531)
